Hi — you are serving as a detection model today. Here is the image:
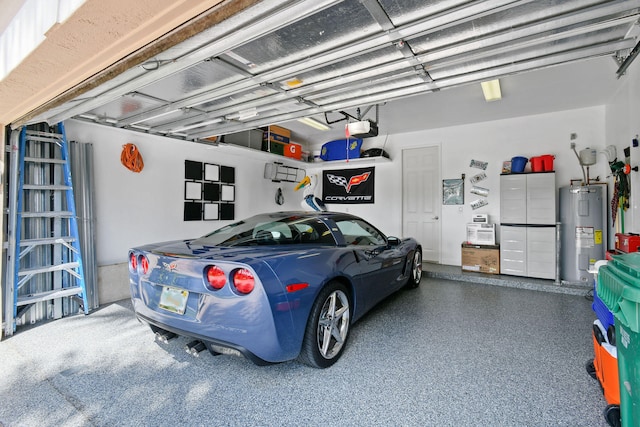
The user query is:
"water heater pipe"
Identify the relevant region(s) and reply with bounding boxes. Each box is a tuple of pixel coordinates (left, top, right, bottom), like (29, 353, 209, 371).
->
(571, 145, 587, 185)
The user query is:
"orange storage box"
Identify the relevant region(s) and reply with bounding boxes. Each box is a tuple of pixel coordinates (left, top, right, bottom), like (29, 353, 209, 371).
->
(284, 142, 302, 160)
(592, 319, 620, 405)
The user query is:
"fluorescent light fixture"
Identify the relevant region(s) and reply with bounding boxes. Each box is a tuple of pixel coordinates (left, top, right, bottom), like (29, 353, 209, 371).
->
(297, 117, 330, 131)
(170, 117, 224, 133)
(481, 79, 502, 102)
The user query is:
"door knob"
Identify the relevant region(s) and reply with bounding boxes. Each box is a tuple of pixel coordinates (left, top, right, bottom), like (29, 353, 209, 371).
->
(433, 216, 439, 220)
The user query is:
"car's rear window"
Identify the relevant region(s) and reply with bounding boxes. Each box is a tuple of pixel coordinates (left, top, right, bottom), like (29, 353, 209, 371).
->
(195, 215, 336, 247)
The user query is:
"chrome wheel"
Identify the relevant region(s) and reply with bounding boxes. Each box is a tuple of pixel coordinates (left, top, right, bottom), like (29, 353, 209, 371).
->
(316, 289, 350, 359)
(298, 282, 351, 368)
(406, 249, 422, 288)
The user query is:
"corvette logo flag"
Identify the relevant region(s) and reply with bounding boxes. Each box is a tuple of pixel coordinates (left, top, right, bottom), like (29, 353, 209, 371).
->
(323, 167, 375, 204)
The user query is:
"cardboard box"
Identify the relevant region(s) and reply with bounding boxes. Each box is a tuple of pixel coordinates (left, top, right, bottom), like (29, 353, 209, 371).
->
(461, 243, 500, 274)
(264, 133, 290, 144)
(263, 125, 291, 144)
(264, 125, 291, 138)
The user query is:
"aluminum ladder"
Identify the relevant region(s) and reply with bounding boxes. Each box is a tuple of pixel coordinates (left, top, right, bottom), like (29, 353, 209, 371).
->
(3, 123, 88, 337)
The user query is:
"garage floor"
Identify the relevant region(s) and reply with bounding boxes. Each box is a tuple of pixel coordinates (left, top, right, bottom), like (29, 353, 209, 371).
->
(0, 271, 608, 426)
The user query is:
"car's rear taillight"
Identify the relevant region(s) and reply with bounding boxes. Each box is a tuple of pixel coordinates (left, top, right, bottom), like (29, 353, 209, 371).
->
(140, 255, 149, 274)
(232, 268, 255, 294)
(129, 252, 138, 271)
(205, 265, 226, 290)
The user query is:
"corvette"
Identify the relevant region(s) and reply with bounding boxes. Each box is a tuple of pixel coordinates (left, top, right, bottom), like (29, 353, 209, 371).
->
(128, 211, 422, 368)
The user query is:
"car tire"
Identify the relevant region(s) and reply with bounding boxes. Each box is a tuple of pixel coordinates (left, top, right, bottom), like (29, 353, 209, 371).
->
(405, 248, 422, 289)
(298, 281, 351, 368)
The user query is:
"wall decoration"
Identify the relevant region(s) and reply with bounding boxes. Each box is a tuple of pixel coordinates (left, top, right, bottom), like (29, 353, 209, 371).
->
(469, 159, 488, 170)
(470, 186, 489, 197)
(322, 167, 374, 204)
(470, 198, 489, 210)
(184, 160, 235, 221)
(443, 178, 464, 205)
(205, 164, 219, 181)
(470, 172, 487, 184)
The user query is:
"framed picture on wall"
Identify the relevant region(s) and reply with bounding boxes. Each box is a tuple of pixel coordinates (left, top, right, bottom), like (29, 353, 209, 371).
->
(443, 178, 464, 205)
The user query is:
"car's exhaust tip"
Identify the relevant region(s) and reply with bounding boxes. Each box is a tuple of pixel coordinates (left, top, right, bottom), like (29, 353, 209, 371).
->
(185, 340, 206, 357)
(154, 331, 177, 344)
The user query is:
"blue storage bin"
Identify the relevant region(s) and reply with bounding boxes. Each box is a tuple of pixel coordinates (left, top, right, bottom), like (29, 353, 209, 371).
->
(320, 138, 363, 161)
(511, 156, 528, 173)
(593, 285, 615, 334)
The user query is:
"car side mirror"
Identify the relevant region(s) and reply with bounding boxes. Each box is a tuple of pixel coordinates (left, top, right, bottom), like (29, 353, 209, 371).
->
(387, 236, 400, 247)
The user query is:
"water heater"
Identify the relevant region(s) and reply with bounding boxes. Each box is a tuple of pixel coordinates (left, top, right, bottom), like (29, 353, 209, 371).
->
(560, 185, 606, 283)
(579, 148, 597, 166)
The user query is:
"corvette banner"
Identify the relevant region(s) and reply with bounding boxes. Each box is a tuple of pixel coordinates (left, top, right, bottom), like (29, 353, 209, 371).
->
(322, 167, 375, 204)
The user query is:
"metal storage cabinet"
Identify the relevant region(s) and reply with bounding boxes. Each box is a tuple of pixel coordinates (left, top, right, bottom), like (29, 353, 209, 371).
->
(501, 226, 526, 276)
(500, 172, 557, 279)
(500, 175, 527, 224)
(526, 173, 556, 225)
(527, 227, 556, 279)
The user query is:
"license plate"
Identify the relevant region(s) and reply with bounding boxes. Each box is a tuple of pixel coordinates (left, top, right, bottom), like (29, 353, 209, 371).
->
(159, 286, 189, 315)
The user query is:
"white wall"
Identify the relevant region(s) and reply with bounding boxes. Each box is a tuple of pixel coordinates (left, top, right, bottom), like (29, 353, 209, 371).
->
(605, 56, 640, 234)
(310, 107, 608, 266)
(67, 105, 612, 269)
(65, 120, 305, 265)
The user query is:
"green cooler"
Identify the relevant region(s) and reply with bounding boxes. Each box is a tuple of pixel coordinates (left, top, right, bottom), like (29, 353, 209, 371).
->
(597, 253, 640, 427)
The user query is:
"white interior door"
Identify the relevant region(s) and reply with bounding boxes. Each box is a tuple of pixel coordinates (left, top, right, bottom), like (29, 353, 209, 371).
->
(402, 146, 441, 263)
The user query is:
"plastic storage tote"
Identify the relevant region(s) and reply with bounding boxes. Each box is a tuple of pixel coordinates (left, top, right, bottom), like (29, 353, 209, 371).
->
(592, 259, 615, 341)
(594, 284, 616, 340)
(597, 253, 640, 427)
(319, 138, 363, 161)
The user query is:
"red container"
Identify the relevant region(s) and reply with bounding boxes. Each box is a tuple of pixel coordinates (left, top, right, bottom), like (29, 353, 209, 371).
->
(284, 142, 302, 160)
(530, 156, 544, 172)
(540, 154, 554, 171)
(615, 233, 640, 253)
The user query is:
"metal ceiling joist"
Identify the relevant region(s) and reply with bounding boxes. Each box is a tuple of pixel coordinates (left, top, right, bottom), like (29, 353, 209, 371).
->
(40, 0, 343, 125)
(417, 4, 640, 65)
(30, 0, 640, 144)
(40, 0, 535, 128)
(184, 37, 636, 140)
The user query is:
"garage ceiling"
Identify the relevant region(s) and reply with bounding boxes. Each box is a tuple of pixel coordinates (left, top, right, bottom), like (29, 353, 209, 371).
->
(27, 0, 640, 145)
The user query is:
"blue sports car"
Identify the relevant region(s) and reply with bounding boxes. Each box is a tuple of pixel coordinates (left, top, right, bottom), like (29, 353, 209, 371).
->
(128, 211, 422, 368)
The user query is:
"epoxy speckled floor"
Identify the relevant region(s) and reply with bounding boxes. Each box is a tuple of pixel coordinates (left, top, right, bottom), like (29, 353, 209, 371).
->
(0, 269, 608, 426)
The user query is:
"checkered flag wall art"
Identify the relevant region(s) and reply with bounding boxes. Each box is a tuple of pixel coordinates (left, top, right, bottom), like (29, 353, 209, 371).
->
(184, 160, 235, 221)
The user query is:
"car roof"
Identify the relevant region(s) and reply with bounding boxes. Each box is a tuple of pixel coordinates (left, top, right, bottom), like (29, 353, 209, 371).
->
(258, 211, 361, 221)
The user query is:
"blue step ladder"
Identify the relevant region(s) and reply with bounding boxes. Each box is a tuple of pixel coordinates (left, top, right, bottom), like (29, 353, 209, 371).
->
(3, 122, 88, 337)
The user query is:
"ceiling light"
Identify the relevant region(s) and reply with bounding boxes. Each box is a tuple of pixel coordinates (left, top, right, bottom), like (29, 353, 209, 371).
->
(481, 79, 502, 102)
(297, 117, 330, 131)
(170, 118, 224, 133)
